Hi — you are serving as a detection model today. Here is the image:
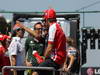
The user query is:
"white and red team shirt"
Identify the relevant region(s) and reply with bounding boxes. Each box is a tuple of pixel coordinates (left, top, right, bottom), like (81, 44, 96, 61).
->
(48, 22, 66, 65)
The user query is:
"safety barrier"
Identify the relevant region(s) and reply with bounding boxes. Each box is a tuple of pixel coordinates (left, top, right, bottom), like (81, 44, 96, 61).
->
(0, 72, 2, 75)
(2, 66, 56, 75)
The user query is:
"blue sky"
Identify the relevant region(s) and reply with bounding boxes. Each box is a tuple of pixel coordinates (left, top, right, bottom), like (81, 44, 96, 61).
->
(0, 0, 99, 11)
(0, 0, 100, 28)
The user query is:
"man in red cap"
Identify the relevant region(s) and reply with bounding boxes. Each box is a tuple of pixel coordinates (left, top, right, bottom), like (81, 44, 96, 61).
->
(32, 8, 67, 75)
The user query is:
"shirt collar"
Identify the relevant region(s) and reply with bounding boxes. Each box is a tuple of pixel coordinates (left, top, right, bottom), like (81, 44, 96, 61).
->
(12, 37, 21, 41)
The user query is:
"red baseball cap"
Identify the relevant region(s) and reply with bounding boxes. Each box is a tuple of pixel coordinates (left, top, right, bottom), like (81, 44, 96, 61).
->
(43, 8, 56, 20)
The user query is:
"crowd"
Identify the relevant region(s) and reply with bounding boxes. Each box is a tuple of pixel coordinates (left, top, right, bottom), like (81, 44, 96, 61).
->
(0, 8, 80, 75)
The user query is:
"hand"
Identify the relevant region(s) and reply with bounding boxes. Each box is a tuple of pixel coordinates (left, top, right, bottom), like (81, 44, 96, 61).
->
(16, 21, 24, 28)
(33, 51, 44, 64)
(62, 64, 67, 72)
(26, 61, 32, 67)
(66, 67, 71, 72)
(62, 67, 71, 72)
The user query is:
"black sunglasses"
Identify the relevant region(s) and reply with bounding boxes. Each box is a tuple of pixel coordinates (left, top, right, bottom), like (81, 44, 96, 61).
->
(42, 28, 49, 31)
(34, 28, 43, 30)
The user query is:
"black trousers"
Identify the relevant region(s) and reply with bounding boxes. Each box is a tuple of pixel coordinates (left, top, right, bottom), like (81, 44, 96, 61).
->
(37, 58, 60, 75)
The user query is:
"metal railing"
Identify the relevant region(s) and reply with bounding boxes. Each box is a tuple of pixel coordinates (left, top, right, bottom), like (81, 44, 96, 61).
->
(2, 66, 56, 75)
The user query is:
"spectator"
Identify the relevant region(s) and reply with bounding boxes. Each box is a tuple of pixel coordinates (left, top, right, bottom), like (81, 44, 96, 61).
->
(62, 37, 80, 75)
(0, 34, 11, 75)
(32, 8, 66, 75)
(8, 24, 25, 75)
(25, 22, 45, 74)
(0, 15, 7, 34)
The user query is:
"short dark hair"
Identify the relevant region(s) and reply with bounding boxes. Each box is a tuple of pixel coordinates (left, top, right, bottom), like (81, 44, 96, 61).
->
(33, 22, 43, 29)
(0, 16, 7, 34)
(67, 37, 75, 47)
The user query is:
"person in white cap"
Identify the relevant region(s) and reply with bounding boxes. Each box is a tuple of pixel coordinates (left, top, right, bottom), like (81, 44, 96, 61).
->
(8, 24, 25, 75)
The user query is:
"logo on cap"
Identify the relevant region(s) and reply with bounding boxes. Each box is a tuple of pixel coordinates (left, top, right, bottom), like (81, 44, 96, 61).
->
(87, 67, 94, 75)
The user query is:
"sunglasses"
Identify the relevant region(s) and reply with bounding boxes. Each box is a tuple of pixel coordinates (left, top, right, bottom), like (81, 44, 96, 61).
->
(34, 28, 43, 30)
(42, 28, 49, 31)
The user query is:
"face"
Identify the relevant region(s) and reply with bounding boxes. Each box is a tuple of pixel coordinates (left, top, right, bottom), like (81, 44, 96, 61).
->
(42, 25, 49, 36)
(34, 24, 42, 37)
(17, 29, 25, 38)
(42, 19, 49, 36)
(42, 19, 50, 27)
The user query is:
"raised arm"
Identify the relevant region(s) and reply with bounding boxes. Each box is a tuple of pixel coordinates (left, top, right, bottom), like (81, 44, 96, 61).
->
(16, 21, 39, 37)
